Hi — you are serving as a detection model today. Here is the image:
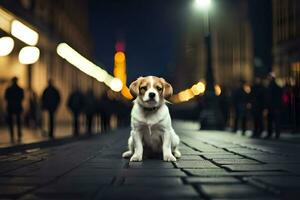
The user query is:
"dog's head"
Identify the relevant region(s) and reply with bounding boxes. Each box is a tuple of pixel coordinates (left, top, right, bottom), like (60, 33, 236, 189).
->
(129, 76, 173, 108)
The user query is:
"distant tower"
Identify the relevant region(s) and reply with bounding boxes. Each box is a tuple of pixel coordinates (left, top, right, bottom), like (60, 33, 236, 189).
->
(113, 41, 132, 99)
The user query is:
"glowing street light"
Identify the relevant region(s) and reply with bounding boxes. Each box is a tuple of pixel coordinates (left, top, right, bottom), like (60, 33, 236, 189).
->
(11, 20, 39, 46)
(18, 46, 40, 64)
(194, 0, 212, 10)
(191, 81, 206, 95)
(109, 78, 123, 92)
(214, 84, 221, 96)
(0, 36, 14, 56)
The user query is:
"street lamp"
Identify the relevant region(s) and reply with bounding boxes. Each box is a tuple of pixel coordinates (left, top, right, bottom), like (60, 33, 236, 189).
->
(18, 46, 40, 90)
(195, 0, 212, 10)
(194, 0, 224, 130)
(0, 36, 14, 56)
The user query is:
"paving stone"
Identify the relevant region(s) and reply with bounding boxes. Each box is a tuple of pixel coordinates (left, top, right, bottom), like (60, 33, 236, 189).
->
(124, 177, 183, 186)
(198, 184, 272, 198)
(21, 192, 93, 199)
(179, 149, 201, 155)
(223, 164, 288, 172)
(67, 168, 121, 177)
(185, 169, 290, 177)
(175, 160, 218, 169)
(81, 161, 127, 169)
(0, 176, 53, 185)
(185, 177, 241, 184)
(179, 155, 205, 161)
(128, 161, 174, 168)
(0, 185, 34, 198)
(203, 154, 244, 159)
(184, 169, 231, 177)
(2, 124, 300, 199)
(249, 176, 300, 189)
(212, 158, 260, 165)
(120, 168, 187, 177)
(97, 185, 199, 199)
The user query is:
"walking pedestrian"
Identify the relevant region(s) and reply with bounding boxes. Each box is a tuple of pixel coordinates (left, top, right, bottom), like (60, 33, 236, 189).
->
(67, 89, 84, 136)
(4, 77, 24, 142)
(96, 91, 110, 133)
(264, 73, 282, 139)
(41, 79, 61, 138)
(232, 80, 252, 135)
(251, 77, 266, 138)
(84, 89, 96, 134)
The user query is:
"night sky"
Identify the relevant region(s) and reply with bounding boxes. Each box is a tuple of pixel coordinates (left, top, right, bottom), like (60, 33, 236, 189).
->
(89, 0, 186, 83)
(88, 0, 272, 82)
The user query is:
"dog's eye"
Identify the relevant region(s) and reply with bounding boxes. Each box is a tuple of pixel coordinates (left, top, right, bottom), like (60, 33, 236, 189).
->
(140, 86, 147, 91)
(156, 86, 162, 91)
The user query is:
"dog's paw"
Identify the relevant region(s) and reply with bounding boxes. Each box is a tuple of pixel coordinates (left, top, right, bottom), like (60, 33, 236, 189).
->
(163, 154, 177, 162)
(130, 154, 143, 162)
(122, 151, 133, 158)
(173, 150, 181, 158)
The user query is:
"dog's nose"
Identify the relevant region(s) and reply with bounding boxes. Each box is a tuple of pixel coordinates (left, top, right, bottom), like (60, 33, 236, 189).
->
(149, 92, 156, 99)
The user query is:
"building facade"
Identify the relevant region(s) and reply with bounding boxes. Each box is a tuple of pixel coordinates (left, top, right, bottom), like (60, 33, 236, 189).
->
(272, 0, 300, 130)
(272, 0, 300, 84)
(0, 0, 104, 125)
(174, 0, 253, 91)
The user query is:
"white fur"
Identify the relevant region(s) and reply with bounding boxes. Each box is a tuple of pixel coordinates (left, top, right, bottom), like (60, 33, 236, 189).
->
(122, 77, 181, 162)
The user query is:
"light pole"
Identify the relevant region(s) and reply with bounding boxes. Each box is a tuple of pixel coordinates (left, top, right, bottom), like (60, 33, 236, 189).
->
(194, 0, 224, 130)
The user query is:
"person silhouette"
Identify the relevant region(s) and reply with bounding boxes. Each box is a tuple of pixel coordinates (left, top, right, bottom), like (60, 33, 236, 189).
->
(265, 73, 282, 139)
(4, 77, 24, 142)
(251, 77, 266, 138)
(232, 80, 252, 135)
(41, 79, 61, 138)
(67, 89, 84, 136)
(84, 89, 96, 134)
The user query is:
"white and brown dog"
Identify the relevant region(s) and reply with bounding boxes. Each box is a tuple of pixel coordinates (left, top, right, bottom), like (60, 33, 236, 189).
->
(122, 76, 181, 162)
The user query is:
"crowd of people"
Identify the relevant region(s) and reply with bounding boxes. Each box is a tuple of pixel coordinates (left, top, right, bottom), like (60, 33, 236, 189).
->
(219, 73, 297, 139)
(3, 77, 130, 143)
(2, 73, 297, 143)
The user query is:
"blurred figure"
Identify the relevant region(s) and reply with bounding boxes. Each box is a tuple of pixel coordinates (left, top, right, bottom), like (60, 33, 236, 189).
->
(265, 73, 282, 139)
(4, 77, 24, 142)
(25, 89, 39, 129)
(67, 89, 85, 136)
(232, 80, 252, 134)
(84, 89, 96, 134)
(96, 91, 110, 133)
(41, 79, 61, 138)
(251, 77, 266, 138)
(281, 79, 295, 130)
(219, 87, 230, 128)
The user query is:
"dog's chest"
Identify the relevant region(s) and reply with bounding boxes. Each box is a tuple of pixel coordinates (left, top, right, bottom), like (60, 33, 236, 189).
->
(140, 124, 164, 152)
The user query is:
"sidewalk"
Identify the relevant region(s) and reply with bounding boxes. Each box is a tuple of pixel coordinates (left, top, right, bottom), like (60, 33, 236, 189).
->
(0, 125, 72, 148)
(0, 122, 300, 199)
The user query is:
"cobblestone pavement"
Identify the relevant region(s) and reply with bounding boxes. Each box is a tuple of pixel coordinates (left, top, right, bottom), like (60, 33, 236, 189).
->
(0, 123, 300, 200)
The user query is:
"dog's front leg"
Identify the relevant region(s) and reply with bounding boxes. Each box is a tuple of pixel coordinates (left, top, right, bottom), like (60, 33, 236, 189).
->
(130, 131, 143, 162)
(162, 133, 176, 162)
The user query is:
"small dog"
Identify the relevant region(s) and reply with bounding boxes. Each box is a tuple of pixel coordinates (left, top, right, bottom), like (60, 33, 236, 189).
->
(122, 76, 181, 162)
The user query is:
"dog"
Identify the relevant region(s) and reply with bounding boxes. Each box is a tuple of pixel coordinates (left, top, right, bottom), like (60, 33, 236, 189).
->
(122, 76, 181, 162)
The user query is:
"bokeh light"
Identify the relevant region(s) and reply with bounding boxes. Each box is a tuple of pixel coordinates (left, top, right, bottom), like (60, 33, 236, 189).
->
(0, 36, 14, 56)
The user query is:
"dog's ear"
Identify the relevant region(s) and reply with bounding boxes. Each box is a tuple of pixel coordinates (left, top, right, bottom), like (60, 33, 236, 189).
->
(129, 77, 142, 98)
(161, 78, 173, 99)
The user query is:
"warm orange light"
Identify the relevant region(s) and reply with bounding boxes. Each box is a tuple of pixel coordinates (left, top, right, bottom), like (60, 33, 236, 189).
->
(121, 86, 133, 100)
(191, 81, 206, 95)
(214, 84, 221, 96)
(178, 89, 195, 102)
(114, 52, 125, 63)
(243, 85, 251, 94)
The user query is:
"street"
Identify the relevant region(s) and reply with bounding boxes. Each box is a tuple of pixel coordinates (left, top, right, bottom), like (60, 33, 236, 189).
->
(0, 121, 299, 199)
